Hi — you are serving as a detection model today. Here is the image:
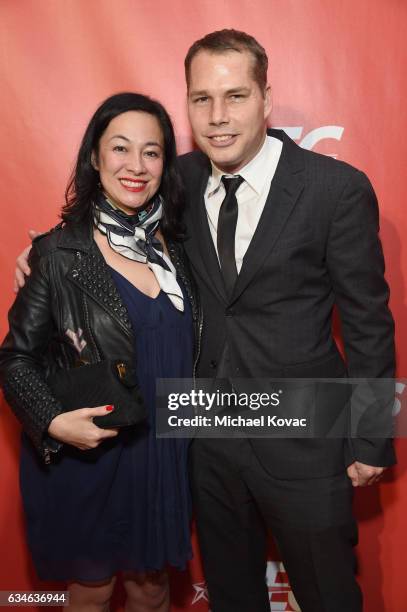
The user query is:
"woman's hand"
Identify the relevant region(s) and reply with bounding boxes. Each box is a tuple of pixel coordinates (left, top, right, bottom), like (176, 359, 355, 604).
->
(48, 405, 119, 450)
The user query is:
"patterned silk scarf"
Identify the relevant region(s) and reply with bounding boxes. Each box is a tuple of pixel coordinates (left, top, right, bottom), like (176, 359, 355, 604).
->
(93, 192, 184, 312)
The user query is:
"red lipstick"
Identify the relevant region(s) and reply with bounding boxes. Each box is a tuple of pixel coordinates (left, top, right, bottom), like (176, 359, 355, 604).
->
(119, 178, 147, 193)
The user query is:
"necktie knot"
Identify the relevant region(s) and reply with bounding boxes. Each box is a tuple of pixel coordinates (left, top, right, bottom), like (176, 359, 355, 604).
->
(221, 175, 244, 198)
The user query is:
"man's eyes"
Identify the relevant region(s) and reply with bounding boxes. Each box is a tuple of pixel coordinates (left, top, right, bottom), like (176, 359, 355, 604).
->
(192, 94, 246, 104)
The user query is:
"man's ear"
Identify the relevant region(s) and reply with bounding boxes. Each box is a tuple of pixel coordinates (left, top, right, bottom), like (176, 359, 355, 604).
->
(91, 151, 99, 171)
(263, 85, 272, 120)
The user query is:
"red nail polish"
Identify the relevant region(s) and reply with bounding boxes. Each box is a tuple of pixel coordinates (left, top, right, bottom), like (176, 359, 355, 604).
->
(106, 405, 114, 411)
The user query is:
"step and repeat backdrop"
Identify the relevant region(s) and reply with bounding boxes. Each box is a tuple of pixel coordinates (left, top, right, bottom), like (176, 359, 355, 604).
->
(1, 1, 406, 610)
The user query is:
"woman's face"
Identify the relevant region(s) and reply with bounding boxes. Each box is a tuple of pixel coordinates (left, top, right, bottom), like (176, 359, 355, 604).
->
(93, 111, 164, 214)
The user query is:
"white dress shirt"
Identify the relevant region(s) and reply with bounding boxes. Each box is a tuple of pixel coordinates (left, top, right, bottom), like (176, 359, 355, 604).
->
(204, 135, 283, 273)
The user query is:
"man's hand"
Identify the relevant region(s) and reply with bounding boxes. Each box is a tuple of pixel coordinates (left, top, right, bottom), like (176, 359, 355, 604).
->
(48, 405, 119, 451)
(347, 461, 386, 487)
(14, 229, 39, 292)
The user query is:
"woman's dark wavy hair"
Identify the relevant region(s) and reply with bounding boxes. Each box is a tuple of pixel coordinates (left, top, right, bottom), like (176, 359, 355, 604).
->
(62, 92, 185, 239)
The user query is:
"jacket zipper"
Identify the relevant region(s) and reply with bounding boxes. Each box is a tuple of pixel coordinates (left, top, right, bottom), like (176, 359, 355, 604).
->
(44, 446, 59, 465)
(193, 307, 203, 381)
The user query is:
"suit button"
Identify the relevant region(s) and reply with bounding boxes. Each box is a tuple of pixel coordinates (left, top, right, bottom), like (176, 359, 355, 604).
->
(225, 309, 235, 317)
(210, 360, 217, 369)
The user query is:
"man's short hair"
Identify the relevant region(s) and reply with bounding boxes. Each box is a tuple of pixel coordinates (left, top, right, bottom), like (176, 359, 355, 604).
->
(184, 29, 268, 93)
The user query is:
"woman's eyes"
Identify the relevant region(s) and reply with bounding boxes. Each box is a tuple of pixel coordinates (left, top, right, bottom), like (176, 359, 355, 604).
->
(112, 147, 160, 158)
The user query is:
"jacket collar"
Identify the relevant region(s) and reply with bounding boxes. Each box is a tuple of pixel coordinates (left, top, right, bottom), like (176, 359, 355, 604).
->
(57, 219, 94, 252)
(231, 128, 305, 302)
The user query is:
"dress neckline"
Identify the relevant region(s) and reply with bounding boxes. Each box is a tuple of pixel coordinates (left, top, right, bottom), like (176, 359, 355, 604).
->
(108, 265, 162, 301)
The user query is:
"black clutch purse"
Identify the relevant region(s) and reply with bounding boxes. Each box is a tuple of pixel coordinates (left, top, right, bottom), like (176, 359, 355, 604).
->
(47, 360, 147, 428)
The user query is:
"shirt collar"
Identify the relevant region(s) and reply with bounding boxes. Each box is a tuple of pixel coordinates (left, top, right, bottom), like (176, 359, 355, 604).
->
(208, 134, 278, 196)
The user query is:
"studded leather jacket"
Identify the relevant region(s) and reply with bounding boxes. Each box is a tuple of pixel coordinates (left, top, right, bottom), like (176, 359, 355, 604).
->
(0, 221, 202, 463)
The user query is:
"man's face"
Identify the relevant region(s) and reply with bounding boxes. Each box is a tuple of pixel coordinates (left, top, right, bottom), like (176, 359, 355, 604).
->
(187, 50, 271, 173)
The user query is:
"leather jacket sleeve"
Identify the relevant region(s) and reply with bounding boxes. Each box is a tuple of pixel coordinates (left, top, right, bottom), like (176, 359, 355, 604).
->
(0, 243, 63, 459)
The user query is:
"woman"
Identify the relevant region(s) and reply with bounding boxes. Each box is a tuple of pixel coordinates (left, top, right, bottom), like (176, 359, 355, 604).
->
(0, 93, 201, 611)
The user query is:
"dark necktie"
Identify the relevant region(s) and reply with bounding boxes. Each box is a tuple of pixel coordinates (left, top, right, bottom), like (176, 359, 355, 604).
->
(217, 175, 244, 296)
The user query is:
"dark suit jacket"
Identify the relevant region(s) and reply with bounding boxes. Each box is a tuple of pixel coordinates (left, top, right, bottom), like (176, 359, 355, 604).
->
(178, 129, 396, 478)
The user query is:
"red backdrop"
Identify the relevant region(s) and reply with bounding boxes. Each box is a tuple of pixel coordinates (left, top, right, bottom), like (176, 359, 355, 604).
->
(1, 1, 406, 610)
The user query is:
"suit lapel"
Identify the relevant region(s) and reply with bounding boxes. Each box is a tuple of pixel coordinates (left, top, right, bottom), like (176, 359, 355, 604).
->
(184, 159, 228, 303)
(66, 242, 133, 338)
(231, 130, 305, 302)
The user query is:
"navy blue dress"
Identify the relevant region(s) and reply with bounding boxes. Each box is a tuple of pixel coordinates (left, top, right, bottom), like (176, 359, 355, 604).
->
(20, 269, 193, 582)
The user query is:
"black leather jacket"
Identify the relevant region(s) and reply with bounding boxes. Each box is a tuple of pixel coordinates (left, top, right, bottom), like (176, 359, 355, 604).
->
(0, 221, 202, 463)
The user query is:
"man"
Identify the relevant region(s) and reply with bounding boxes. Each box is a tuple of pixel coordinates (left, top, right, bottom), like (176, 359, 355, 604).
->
(178, 30, 395, 612)
(15, 29, 395, 612)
